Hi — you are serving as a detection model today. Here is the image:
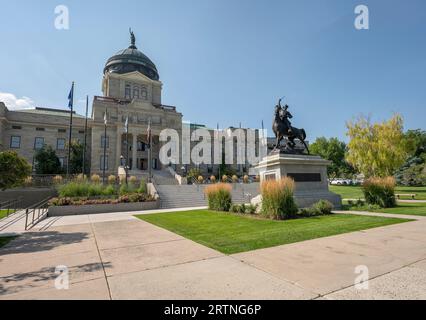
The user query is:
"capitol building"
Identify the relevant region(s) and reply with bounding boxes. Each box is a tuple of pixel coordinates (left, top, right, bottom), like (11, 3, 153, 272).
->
(0, 32, 266, 178)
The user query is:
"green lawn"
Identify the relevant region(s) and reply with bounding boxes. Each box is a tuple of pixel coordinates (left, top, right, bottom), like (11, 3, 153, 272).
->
(330, 185, 426, 200)
(0, 209, 16, 220)
(137, 210, 411, 254)
(0, 236, 17, 248)
(348, 202, 426, 217)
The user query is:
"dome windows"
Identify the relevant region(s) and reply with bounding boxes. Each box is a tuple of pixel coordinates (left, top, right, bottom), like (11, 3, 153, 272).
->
(125, 82, 149, 101)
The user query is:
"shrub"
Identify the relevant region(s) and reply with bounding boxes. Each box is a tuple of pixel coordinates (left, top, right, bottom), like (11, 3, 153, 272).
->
(103, 185, 116, 196)
(187, 168, 202, 181)
(88, 183, 104, 197)
(119, 183, 130, 196)
(75, 174, 87, 183)
(243, 175, 249, 184)
(239, 203, 247, 214)
(91, 174, 101, 184)
(222, 175, 228, 183)
(197, 176, 204, 184)
(210, 176, 216, 183)
(58, 182, 90, 198)
(53, 175, 63, 185)
(362, 177, 396, 208)
(204, 183, 232, 212)
(247, 204, 258, 214)
(138, 179, 147, 194)
(313, 200, 334, 215)
(231, 204, 240, 213)
(24, 176, 33, 187)
(232, 175, 239, 183)
(261, 178, 298, 220)
(108, 175, 117, 185)
(129, 176, 138, 186)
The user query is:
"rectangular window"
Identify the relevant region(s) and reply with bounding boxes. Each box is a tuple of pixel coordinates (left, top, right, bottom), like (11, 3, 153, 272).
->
(100, 155, 109, 170)
(101, 136, 109, 149)
(34, 137, 45, 150)
(58, 157, 65, 168)
(57, 138, 66, 150)
(10, 136, 21, 149)
(125, 84, 131, 99)
(58, 129, 66, 133)
(79, 130, 85, 134)
(36, 128, 45, 132)
(12, 125, 22, 130)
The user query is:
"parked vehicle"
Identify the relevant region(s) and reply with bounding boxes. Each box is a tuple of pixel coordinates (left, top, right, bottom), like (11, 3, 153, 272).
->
(330, 178, 353, 186)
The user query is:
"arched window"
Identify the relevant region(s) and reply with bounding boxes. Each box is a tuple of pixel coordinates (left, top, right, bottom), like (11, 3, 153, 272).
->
(125, 84, 131, 99)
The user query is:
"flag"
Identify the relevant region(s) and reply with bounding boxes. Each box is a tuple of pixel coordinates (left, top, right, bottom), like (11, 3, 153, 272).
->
(124, 116, 129, 133)
(147, 118, 152, 147)
(68, 82, 74, 110)
(104, 110, 108, 126)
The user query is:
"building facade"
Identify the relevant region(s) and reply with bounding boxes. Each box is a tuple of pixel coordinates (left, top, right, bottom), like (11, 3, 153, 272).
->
(0, 32, 266, 177)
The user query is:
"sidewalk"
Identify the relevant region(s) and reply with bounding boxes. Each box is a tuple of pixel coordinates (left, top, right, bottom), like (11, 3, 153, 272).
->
(1, 208, 425, 300)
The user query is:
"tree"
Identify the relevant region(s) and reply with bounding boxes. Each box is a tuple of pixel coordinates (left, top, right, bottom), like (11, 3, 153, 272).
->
(68, 141, 87, 174)
(0, 151, 31, 190)
(34, 145, 62, 174)
(310, 137, 355, 178)
(403, 129, 426, 157)
(346, 114, 408, 178)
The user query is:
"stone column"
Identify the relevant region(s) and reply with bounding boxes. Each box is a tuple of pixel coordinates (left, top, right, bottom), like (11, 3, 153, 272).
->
(116, 127, 122, 170)
(132, 133, 137, 170)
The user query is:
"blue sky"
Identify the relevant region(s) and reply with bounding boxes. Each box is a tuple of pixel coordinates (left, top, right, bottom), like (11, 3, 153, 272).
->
(0, 0, 425, 141)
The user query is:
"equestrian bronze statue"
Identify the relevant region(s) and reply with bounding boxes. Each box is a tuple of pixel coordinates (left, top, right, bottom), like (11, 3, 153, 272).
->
(272, 98, 310, 154)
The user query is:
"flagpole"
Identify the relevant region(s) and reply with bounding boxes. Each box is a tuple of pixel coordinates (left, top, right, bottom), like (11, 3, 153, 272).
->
(82, 95, 89, 176)
(217, 123, 221, 180)
(125, 115, 129, 186)
(67, 82, 74, 178)
(103, 109, 107, 185)
(148, 118, 152, 183)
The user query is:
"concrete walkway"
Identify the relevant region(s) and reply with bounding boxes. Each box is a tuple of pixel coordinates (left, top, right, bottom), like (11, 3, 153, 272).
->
(1, 209, 425, 300)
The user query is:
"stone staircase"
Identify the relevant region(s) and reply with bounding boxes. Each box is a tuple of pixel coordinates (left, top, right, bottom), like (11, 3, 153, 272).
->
(156, 183, 261, 209)
(153, 170, 179, 185)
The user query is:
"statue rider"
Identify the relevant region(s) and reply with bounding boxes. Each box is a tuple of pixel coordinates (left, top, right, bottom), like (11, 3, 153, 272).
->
(279, 99, 293, 135)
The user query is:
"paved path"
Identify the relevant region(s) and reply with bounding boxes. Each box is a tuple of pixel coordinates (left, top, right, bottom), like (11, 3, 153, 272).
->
(1, 209, 425, 300)
(0, 206, 208, 236)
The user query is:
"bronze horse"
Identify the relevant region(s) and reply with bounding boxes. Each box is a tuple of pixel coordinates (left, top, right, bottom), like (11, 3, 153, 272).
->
(272, 99, 310, 154)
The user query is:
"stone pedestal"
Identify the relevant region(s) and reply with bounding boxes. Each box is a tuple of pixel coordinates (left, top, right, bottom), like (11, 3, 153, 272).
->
(255, 153, 342, 209)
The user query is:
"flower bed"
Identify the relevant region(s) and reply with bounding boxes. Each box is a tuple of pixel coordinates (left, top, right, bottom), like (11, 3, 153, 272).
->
(47, 177, 159, 216)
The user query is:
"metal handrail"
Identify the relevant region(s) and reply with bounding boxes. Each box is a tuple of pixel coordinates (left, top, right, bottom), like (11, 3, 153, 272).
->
(0, 197, 23, 219)
(24, 197, 52, 231)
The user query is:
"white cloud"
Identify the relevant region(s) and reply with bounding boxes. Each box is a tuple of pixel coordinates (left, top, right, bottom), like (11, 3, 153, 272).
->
(0, 92, 36, 110)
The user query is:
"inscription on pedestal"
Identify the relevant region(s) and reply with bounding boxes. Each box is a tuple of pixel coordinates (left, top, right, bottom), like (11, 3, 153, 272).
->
(287, 173, 321, 182)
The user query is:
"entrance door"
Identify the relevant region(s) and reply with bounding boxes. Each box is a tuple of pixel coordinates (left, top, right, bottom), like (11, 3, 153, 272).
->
(140, 159, 148, 170)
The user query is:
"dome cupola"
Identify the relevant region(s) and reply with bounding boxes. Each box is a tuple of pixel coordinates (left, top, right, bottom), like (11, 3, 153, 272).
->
(104, 29, 159, 81)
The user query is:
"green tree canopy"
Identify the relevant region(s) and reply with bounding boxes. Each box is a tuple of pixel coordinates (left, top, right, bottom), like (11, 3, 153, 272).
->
(404, 129, 426, 157)
(68, 140, 87, 174)
(0, 151, 31, 190)
(34, 145, 62, 175)
(346, 114, 408, 178)
(310, 137, 355, 178)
